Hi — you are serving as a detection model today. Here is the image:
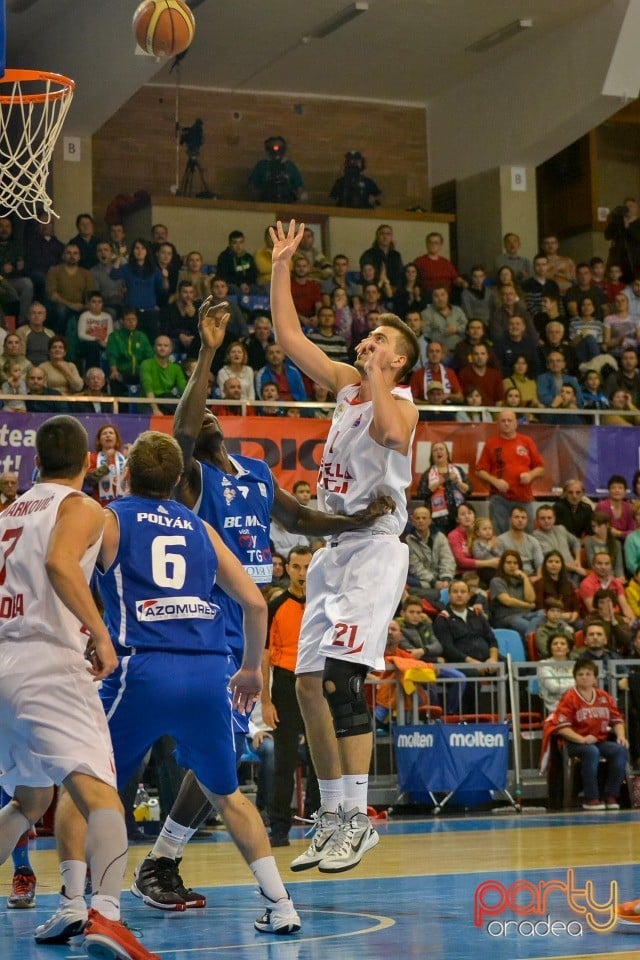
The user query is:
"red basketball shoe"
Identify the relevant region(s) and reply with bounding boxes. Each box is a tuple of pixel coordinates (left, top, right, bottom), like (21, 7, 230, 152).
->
(83, 909, 162, 959)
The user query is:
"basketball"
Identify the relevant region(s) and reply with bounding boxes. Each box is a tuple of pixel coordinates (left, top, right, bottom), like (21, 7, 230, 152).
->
(132, 0, 195, 58)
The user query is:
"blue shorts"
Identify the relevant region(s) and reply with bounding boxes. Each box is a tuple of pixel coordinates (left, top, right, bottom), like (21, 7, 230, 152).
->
(100, 650, 238, 796)
(214, 589, 251, 736)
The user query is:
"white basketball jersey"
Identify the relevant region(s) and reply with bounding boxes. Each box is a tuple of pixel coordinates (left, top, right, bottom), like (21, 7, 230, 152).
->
(317, 381, 415, 536)
(0, 483, 101, 651)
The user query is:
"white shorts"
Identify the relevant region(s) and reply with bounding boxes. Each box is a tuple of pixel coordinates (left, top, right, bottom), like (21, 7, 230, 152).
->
(296, 533, 408, 674)
(0, 638, 116, 796)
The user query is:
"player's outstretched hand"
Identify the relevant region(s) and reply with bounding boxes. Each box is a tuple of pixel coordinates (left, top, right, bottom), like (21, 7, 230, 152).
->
(229, 666, 263, 715)
(350, 494, 396, 527)
(85, 630, 118, 681)
(270, 219, 305, 264)
(198, 297, 230, 351)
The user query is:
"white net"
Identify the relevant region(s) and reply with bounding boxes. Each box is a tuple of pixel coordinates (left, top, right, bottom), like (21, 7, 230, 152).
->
(0, 70, 75, 223)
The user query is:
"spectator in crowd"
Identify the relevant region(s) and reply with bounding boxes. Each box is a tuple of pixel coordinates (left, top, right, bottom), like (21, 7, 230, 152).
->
(269, 481, 318, 555)
(468, 516, 501, 586)
(624, 502, 640, 576)
(539, 316, 578, 375)
(216, 376, 246, 416)
(534, 550, 581, 625)
(38, 335, 84, 396)
(459, 343, 504, 406)
(85, 423, 127, 506)
(535, 603, 575, 660)
(604, 346, 640, 405)
(578, 551, 633, 618)
(604, 197, 640, 283)
(421, 285, 467, 357)
(296, 226, 332, 282)
(495, 232, 532, 282)
(502, 354, 539, 408)
(409, 340, 463, 403)
(537, 633, 576, 713)
(216, 340, 256, 400)
(417, 441, 471, 535)
(488, 282, 535, 344)
(460, 265, 491, 323)
(24, 365, 66, 412)
(45, 242, 94, 336)
(533, 504, 586, 580)
(626, 571, 640, 618)
(597, 474, 635, 541)
(601, 388, 640, 426)
(495, 315, 540, 377)
(447, 502, 499, 577)
(397, 596, 466, 713)
(502, 385, 533, 423)
(392, 262, 428, 317)
(573, 623, 625, 690)
(359, 224, 404, 290)
(540, 234, 576, 296)
(68, 212, 98, 270)
(405, 504, 456, 602)
(522, 254, 560, 317)
(0, 471, 19, 510)
(605, 263, 626, 302)
(77, 291, 113, 369)
(541, 383, 584, 426)
(414, 231, 466, 294)
(489, 549, 544, 639)
(476, 409, 545, 533)
(584, 510, 625, 580)
(254, 225, 278, 291)
(111, 238, 169, 343)
(150, 223, 181, 275)
(623, 277, 640, 318)
(496, 505, 544, 577)
(1, 359, 27, 412)
(457, 386, 497, 422)
(106, 307, 153, 398)
(244, 314, 274, 371)
(209, 277, 249, 345)
(0, 216, 33, 323)
(162, 279, 199, 359)
(108, 223, 128, 262)
(256, 342, 307, 403)
(420, 381, 453, 421)
(308, 306, 349, 363)
(140, 334, 187, 415)
(321, 253, 360, 305)
(75, 367, 113, 414)
(215, 230, 258, 294)
(24, 219, 64, 303)
(568, 297, 604, 365)
(554, 478, 594, 539)
(586, 588, 631, 654)
(0, 332, 30, 380)
(330, 289, 360, 358)
(258, 381, 285, 417)
(290, 255, 322, 326)
(177, 251, 211, 302)
(16, 301, 55, 366)
(452, 318, 499, 371)
(537, 351, 583, 408)
(581, 369, 610, 409)
(155, 242, 181, 304)
(603, 293, 638, 357)
(90, 240, 126, 320)
(308, 381, 334, 419)
(565, 262, 608, 319)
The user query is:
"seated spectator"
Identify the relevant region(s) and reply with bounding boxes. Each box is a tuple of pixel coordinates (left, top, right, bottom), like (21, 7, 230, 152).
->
(0, 215, 33, 323)
(150, 224, 181, 276)
(623, 277, 640, 317)
(140, 334, 187, 415)
(405, 504, 456, 601)
(460, 265, 491, 323)
(108, 223, 128, 263)
(25, 219, 64, 304)
(156, 241, 181, 303)
(295, 225, 331, 282)
(216, 340, 256, 400)
(578, 551, 633, 618)
(585, 510, 625, 580)
(522, 253, 560, 318)
(502, 385, 534, 423)
(414, 231, 466, 295)
(489, 549, 545, 639)
(210, 277, 249, 341)
(162, 279, 199, 359)
(372, 620, 437, 730)
(495, 232, 532, 282)
(624, 502, 640, 577)
(456, 386, 495, 422)
(568, 297, 604, 365)
(359, 224, 404, 291)
(565, 262, 607, 319)
(488, 265, 521, 306)
(0, 332, 30, 380)
(392, 262, 428, 317)
(458, 343, 504, 405)
(254, 224, 278, 291)
(409, 339, 463, 403)
(421, 285, 467, 359)
(215, 230, 258, 294)
(24, 365, 66, 412)
(533, 504, 586, 581)
(256, 342, 307, 403)
(489, 282, 535, 344)
(605, 263, 626, 302)
(586, 588, 631, 654)
(452, 318, 499, 372)
(497, 506, 543, 577)
(573, 622, 625, 690)
(469, 516, 501, 587)
(290, 255, 322, 326)
(604, 346, 640, 405)
(91, 240, 126, 320)
(216, 376, 246, 416)
(0, 359, 27, 412)
(106, 307, 153, 398)
(16, 301, 55, 366)
(417, 441, 471, 535)
(597, 475, 635, 541)
(321, 253, 360, 306)
(177, 251, 211, 302)
(535, 603, 575, 660)
(419, 381, 454, 421)
(462, 569, 489, 614)
(111, 239, 168, 342)
(38, 335, 84, 395)
(534, 550, 580, 625)
(603, 293, 638, 357)
(77, 291, 113, 368)
(447, 502, 499, 577)
(590, 256, 607, 293)
(536, 351, 583, 408)
(330, 288, 356, 354)
(536, 633, 576, 712)
(555, 657, 628, 810)
(495, 315, 540, 377)
(75, 367, 113, 414)
(554, 478, 594, 539)
(581, 368, 609, 409)
(45, 242, 95, 336)
(542, 382, 584, 425)
(309, 381, 334, 419)
(541, 234, 576, 297)
(258, 381, 286, 417)
(85, 423, 127, 506)
(397, 595, 465, 713)
(626, 570, 640, 618)
(503, 354, 539, 408)
(539, 316, 579, 376)
(601, 388, 640, 426)
(307, 306, 349, 363)
(68, 212, 98, 269)
(244, 314, 274, 371)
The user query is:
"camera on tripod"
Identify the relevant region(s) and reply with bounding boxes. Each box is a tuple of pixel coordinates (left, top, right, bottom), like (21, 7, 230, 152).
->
(180, 119, 204, 159)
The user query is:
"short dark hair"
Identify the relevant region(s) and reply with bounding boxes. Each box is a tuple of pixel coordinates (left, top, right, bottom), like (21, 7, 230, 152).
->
(36, 416, 88, 479)
(574, 658, 598, 678)
(607, 474, 627, 488)
(546, 633, 573, 657)
(287, 544, 312, 563)
(228, 230, 244, 242)
(374, 313, 420, 381)
(293, 480, 311, 493)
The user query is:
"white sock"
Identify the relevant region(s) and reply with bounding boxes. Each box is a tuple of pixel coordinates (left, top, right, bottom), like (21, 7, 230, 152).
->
(91, 894, 119, 921)
(317, 778, 343, 813)
(151, 817, 196, 861)
(60, 859, 87, 901)
(86, 809, 127, 921)
(342, 775, 368, 814)
(250, 856, 287, 903)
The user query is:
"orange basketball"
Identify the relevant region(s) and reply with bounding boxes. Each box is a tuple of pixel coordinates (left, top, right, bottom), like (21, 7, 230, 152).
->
(132, 0, 195, 58)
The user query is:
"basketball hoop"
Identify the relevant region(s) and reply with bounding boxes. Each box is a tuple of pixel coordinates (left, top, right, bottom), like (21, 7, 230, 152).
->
(0, 69, 75, 223)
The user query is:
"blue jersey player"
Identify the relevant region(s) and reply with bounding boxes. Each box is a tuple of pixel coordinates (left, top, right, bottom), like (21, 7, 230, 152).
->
(36, 431, 302, 945)
(133, 299, 395, 910)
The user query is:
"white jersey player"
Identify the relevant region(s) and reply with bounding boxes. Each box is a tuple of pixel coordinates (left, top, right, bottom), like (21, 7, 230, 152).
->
(270, 219, 419, 874)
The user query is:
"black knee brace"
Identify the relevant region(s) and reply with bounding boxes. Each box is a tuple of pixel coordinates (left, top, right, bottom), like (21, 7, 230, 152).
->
(323, 658, 371, 739)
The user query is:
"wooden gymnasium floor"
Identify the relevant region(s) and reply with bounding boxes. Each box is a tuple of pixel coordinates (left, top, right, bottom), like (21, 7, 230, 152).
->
(3, 809, 640, 959)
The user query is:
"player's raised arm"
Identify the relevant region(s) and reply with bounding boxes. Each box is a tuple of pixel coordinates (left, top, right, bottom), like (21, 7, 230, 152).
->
(270, 475, 395, 537)
(270, 219, 357, 396)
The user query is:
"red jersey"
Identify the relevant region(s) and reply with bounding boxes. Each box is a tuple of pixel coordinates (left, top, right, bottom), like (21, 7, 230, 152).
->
(414, 254, 459, 292)
(476, 432, 544, 502)
(555, 686, 623, 740)
(291, 278, 322, 318)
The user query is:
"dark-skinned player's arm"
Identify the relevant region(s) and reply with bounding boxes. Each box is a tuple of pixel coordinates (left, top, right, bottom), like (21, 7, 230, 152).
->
(270, 475, 396, 538)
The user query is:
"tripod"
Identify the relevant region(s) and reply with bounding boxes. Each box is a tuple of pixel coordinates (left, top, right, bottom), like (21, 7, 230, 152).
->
(177, 154, 217, 199)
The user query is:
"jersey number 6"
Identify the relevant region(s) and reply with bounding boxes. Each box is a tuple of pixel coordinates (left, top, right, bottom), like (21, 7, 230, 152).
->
(151, 535, 187, 589)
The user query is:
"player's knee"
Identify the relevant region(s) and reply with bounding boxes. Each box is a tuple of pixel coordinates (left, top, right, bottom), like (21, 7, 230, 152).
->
(323, 658, 371, 739)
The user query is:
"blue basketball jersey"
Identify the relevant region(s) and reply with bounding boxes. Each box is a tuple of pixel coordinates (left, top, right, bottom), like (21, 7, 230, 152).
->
(98, 495, 222, 655)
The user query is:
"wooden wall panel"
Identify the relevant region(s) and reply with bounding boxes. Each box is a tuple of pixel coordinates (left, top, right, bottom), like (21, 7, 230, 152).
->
(92, 87, 429, 228)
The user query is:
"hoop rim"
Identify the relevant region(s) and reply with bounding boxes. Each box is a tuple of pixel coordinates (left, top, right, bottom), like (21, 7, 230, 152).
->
(0, 69, 75, 104)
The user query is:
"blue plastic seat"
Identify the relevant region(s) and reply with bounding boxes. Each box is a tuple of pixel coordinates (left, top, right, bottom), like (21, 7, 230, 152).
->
(493, 628, 526, 661)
